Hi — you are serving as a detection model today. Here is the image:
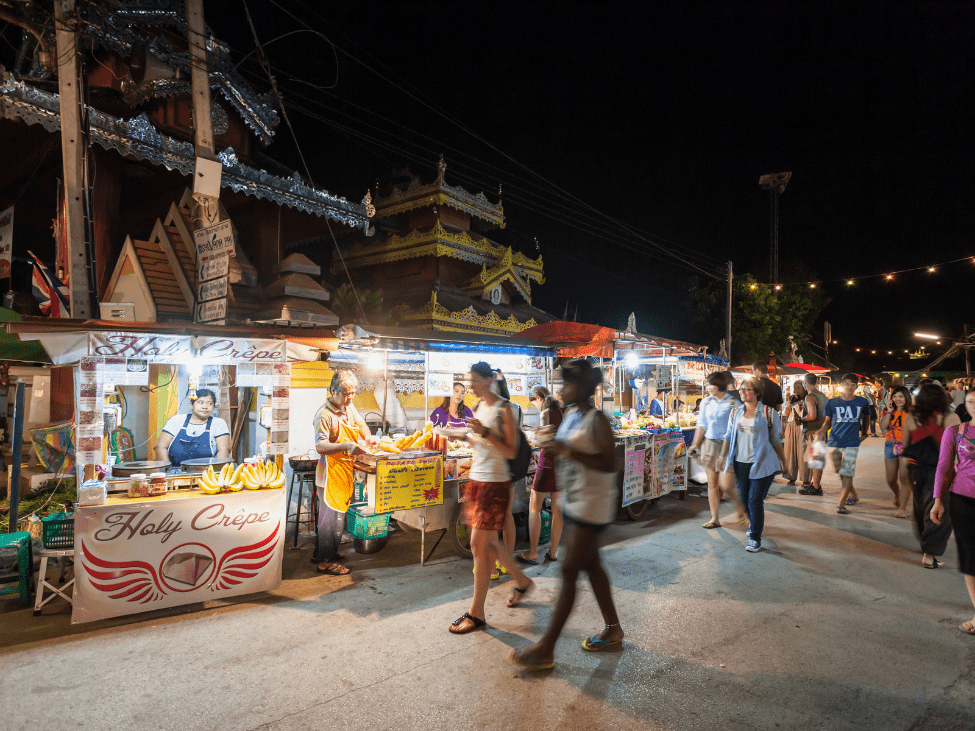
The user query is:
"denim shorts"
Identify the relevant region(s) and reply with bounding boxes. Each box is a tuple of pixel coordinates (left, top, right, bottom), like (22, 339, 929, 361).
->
(883, 441, 902, 460)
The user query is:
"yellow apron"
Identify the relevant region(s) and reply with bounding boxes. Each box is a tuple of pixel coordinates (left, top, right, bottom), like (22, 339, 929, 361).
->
(323, 416, 361, 513)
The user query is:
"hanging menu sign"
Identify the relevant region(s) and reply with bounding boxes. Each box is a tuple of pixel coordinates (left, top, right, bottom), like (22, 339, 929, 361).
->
(621, 433, 649, 506)
(370, 455, 444, 513)
(75, 357, 104, 468)
(269, 363, 291, 455)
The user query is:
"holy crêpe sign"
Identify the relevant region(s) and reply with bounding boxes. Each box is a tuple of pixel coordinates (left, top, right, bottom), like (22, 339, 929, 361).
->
(72, 490, 285, 623)
(88, 333, 287, 363)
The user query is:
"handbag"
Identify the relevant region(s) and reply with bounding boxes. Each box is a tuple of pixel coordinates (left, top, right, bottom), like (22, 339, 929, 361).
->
(495, 402, 532, 482)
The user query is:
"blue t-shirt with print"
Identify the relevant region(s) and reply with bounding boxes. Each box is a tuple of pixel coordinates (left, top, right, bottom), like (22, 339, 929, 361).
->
(824, 396, 870, 447)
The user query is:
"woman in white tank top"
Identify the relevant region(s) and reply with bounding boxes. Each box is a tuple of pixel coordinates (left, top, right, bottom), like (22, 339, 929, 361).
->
(448, 362, 533, 635)
(510, 359, 623, 670)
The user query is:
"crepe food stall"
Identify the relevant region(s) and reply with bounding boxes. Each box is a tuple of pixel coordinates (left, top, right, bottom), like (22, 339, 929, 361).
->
(8, 321, 331, 623)
(331, 326, 557, 564)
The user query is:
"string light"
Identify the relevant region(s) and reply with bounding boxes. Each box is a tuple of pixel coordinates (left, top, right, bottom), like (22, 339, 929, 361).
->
(810, 283, 816, 288)
(886, 274, 894, 280)
(775, 285, 782, 291)
(928, 267, 936, 272)
(750, 284, 757, 290)
(871, 350, 876, 354)
(847, 280, 854, 285)
(856, 348, 861, 352)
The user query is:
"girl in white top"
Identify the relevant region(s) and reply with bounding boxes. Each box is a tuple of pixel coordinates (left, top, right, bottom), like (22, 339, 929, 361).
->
(448, 362, 533, 635)
(510, 359, 622, 670)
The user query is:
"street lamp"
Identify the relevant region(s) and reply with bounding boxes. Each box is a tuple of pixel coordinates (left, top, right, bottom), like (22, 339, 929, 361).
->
(759, 172, 792, 291)
(914, 332, 941, 339)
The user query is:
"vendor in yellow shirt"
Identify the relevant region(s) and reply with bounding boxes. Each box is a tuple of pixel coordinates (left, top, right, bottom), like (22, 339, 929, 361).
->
(313, 370, 378, 575)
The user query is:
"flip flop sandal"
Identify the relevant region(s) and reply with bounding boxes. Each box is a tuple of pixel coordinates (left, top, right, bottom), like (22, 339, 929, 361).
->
(702, 522, 721, 529)
(846, 498, 860, 505)
(509, 647, 555, 670)
(496, 561, 510, 575)
(516, 554, 540, 565)
(543, 552, 558, 563)
(922, 559, 944, 569)
(836, 506, 850, 514)
(449, 612, 486, 634)
(473, 566, 501, 580)
(959, 622, 975, 635)
(316, 563, 350, 575)
(506, 580, 535, 608)
(582, 635, 623, 652)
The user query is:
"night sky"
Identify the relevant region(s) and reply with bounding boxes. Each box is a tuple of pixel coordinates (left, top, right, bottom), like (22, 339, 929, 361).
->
(12, 2, 975, 372)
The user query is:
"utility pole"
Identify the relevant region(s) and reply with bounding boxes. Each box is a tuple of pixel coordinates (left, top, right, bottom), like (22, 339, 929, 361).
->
(725, 260, 733, 364)
(54, 0, 92, 318)
(965, 323, 971, 376)
(185, 0, 214, 161)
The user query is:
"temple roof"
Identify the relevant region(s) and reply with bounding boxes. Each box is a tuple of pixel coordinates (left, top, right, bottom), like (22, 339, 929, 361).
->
(0, 70, 370, 231)
(338, 220, 542, 279)
(392, 286, 554, 337)
(373, 159, 505, 228)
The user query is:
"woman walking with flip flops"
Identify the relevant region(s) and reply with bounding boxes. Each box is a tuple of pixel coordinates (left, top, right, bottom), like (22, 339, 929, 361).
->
(931, 389, 975, 636)
(510, 359, 622, 670)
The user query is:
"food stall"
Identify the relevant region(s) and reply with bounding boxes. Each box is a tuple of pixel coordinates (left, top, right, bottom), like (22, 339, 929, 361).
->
(6, 319, 334, 623)
(315, 325, 557, 564)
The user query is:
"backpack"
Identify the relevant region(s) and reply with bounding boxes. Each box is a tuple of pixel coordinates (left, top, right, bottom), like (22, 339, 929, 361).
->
(496, 402, 533, 481)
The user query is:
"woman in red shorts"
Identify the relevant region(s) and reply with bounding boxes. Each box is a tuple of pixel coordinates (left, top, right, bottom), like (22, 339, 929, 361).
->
(449, 361, 534, 634)
(518, 386, 564, 564)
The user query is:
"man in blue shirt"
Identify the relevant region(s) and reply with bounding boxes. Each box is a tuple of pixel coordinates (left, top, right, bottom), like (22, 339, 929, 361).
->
(816, 373, 871, 514)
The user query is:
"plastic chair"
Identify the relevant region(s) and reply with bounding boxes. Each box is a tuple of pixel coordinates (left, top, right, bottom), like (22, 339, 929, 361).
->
(0, 531, 34, 607)
(34, 548, 75, 615)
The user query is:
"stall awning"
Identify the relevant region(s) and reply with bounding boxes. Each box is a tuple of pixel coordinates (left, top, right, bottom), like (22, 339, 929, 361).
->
(519, 321, 705, 359)
(336, 324, 557, 357)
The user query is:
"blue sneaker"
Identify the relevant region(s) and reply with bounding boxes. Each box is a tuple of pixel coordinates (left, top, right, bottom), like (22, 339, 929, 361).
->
(745, 527, 752, 538)
(746, 539, 761, 553)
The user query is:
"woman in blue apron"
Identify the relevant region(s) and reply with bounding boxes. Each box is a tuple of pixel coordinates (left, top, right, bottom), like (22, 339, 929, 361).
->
(155, 389, 232, 467)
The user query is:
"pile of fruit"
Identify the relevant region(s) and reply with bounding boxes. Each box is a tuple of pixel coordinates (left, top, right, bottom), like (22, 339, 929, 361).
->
(378, 422, 449, 454)
(196, 461, 285, 494)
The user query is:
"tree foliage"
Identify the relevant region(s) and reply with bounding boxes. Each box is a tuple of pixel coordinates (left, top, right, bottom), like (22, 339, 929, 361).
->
(687, 269, 831, 364)
(331, 283, 409, 326)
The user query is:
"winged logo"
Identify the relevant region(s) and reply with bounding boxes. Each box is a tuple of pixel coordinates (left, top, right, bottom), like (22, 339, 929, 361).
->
(81, 521, 282, 603)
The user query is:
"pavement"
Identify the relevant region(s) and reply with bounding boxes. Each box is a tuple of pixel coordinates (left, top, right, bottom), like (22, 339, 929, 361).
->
(2, 437, 975, 731)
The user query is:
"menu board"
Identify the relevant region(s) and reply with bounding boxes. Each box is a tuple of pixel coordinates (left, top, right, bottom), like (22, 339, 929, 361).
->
(621, 433, 649, 506)
(75, 356, 104, 469)
(651, 434, 687, 496)
(372, 455, 444, 513)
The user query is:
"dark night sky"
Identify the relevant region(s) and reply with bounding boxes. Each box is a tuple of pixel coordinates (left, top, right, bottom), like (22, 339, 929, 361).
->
(15, 1, 975, 371)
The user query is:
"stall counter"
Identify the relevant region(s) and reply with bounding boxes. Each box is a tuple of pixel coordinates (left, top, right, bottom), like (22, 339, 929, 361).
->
(71, 487, 285, 624)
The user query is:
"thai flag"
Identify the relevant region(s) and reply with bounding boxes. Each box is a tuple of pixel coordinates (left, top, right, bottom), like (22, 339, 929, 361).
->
(28, 250, 70, 317)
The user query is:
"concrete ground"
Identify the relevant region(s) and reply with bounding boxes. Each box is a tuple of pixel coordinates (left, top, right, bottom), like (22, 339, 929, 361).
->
(2, 437, 974, 731)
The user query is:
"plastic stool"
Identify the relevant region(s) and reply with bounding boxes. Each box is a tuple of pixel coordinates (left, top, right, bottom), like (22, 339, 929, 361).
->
(0, 531, 34, 607)
(287, 469, 318, 548)
(34, 548, 75, 615)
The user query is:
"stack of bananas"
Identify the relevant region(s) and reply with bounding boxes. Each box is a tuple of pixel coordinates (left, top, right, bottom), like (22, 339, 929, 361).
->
(241, 460, 285, 490)
(197, 463, 244, 494)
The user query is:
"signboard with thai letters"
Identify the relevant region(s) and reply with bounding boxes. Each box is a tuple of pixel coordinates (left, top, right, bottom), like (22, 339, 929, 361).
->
(195, 298, 228, 323)
(193, 219, 235, 260)
(197, 276, 228, 303)
(199, 252, 229, 283)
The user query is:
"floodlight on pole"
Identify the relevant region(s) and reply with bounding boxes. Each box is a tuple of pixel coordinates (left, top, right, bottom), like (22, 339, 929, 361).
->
(759, 172, 792, 291)
(914, 333, 941, 339)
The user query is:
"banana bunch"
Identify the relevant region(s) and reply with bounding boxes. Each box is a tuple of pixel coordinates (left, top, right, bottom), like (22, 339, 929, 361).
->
(196, 463, 245, 494)
(242, 460, 285, 490)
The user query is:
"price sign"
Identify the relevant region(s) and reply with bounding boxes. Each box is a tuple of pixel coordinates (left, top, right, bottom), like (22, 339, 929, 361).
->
(193, 220, 235, 260)
(197, 276, 228, 303)
(372, 455, 444, 513)
(195, 298, 227, 323)
(199, 251, 229, 283)
(621, 433, 649, 506)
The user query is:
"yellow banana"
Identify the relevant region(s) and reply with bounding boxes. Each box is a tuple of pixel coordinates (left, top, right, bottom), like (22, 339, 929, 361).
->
(231, 463, 244, 484)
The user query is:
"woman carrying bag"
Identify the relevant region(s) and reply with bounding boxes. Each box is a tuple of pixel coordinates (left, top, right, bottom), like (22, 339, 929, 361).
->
(723, 377, 787, 553)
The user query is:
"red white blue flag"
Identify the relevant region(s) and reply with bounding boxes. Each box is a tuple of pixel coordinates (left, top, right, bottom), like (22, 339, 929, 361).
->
(28, 250, 70, 317)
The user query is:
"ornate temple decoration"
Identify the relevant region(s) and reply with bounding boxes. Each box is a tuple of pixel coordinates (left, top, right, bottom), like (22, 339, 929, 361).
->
(400, 292, 539, 336)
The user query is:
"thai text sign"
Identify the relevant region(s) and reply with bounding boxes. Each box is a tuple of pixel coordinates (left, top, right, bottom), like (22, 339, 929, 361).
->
(372, 455, 443, 513)
(199, 252, 229, 283)
(193, 220, 235, 259)
(72, 489, 285, 623)
(197, 276, 228, 303)
(195, 298, 227, 323)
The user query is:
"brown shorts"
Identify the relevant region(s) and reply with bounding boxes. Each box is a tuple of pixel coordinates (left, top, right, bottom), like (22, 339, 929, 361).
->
(700, 438, 730, 473)
(463, 480, 511, 531)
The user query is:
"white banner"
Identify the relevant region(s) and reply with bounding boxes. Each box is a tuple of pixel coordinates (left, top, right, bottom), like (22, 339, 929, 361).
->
(193, 219, 236, 259)
(86, 333, 288, 364)
(0, 205, 13, 278)
(195, 336, 286, 363)
(72, 489, 285, 624)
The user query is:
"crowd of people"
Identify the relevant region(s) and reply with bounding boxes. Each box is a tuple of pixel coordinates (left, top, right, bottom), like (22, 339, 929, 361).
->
(312, 360, 975, 670)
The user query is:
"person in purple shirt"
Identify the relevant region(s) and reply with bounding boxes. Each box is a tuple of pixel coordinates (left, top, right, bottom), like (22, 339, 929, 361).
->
(430, 382, 474, 428)
(932, 389, 975, 635)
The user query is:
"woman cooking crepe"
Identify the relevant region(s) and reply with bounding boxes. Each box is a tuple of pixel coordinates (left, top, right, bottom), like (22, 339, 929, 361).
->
(154, 389, 231, 467)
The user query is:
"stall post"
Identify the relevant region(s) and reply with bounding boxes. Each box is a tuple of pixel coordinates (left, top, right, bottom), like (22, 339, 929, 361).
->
(7, 379, 25, 532)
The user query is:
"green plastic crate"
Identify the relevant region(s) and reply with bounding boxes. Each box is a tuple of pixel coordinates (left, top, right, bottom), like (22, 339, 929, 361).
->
(41, 512, 75, 550)
(346, 503, 390, 540)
